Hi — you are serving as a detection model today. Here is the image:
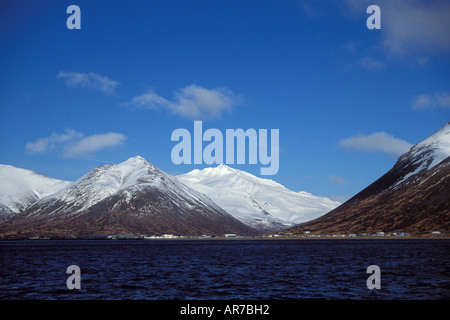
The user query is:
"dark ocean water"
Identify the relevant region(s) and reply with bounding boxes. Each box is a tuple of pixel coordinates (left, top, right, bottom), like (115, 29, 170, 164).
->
(0, 239, 449, 300)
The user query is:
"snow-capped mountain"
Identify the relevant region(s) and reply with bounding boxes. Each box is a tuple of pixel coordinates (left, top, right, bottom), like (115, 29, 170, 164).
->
(3, 122, 447, 237)
(177, 165, 341, 231)
(0, 165, 70, 221)
(392, 121, 450, 188)
(288, 122, 450, 235)
(25, 155, 213, 216)
(0, 156, 257, 237)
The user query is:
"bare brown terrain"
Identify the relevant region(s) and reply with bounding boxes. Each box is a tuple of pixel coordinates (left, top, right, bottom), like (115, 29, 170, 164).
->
(287, 157, 450, 235)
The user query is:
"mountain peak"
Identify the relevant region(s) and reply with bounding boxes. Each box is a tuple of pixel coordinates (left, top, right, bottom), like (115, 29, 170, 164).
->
(215, 163, 238, 173)
(0, 159, 257, 237)
(121, 155, 150, 165)
(177, 165, 341, 231)
(116, 156, 161, 177)
(395, 122, 450, 184)
(184, 164, 239, 178)
(128, 155, 146, 161)
(414, 121, 450, 149)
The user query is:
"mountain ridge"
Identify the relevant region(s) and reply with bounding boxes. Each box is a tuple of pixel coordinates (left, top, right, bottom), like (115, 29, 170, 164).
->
(177, 164, 341, 231)
(1, 123, 448, 237)
(0, 156, 257, 237)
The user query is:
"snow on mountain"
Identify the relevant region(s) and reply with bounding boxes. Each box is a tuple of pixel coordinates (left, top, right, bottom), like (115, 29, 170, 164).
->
(393, 121, 450, 187)
(1, 156, 257, 237)
(0, 158, 341, 233)
(177, 164, 341, 231)
(287, 122, 450, 235)
(0, 165, 71, 219)
(27, 155, 225, 217)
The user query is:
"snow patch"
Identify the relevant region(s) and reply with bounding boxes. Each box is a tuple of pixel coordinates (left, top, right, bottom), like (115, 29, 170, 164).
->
(394, 122, 450, 187)
(177, 164, 341, 231)
(0, 165, 71, 214)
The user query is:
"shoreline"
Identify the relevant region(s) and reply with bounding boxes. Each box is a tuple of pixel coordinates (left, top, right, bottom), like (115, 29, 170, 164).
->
(1, 235, 449, 241)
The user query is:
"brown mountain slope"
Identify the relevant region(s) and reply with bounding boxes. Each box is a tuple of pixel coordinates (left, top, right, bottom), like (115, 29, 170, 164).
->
(287, 158, 449, 235)
(287, 123, 450, 235)
(0, 157, 258, 238)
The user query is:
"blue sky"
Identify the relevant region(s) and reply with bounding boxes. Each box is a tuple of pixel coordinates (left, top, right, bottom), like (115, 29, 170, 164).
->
(1, 0, 449, 202)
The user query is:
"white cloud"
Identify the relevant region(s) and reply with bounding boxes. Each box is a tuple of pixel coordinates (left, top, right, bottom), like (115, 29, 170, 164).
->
(338, 131, 413, 156)
(25, 129, 84, 154)
(343, 0, 450, 56)
(126, 84, 240, 120)
(169, 85, 238, 119)
(57, 71, 120, 95)
(412, 91, 450, 110)
(126, 89, 169, 110)
(25, 130, 126, 158)
(64, 133, 127, 158)
(380, 0, 450, 56)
